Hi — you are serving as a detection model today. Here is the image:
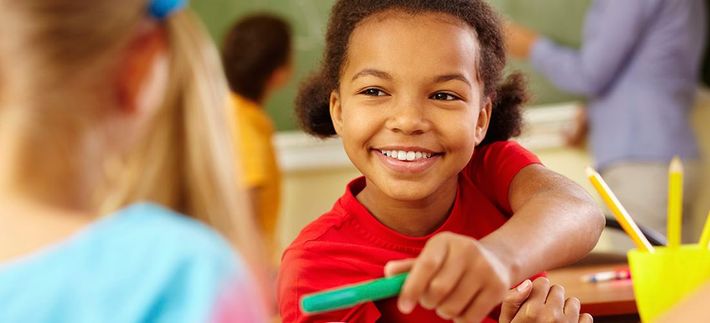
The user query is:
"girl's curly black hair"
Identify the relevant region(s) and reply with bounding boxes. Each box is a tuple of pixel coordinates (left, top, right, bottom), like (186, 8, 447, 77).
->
(296, 0, 526, 145)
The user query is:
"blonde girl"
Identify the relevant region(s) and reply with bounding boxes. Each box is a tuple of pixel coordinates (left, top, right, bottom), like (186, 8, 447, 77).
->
(0, 0, 267, 321)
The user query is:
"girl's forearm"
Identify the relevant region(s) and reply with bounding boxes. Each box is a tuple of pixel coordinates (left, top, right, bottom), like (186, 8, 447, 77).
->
(481, 166, 605, 284)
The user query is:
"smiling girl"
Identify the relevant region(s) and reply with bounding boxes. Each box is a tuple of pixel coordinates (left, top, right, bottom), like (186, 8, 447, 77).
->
(277, 1, 605, 322)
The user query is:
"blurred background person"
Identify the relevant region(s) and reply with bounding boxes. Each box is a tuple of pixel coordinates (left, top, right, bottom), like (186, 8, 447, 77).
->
(505, 0, 708, 249)
(222, 13, 293, 258)
(0, 0, 269, 321)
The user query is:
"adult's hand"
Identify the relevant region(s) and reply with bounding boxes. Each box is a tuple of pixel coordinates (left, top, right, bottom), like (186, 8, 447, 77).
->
(503, 22, 539, 59)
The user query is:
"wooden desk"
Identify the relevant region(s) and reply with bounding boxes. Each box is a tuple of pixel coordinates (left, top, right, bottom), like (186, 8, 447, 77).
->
(548, 263, 637, 318)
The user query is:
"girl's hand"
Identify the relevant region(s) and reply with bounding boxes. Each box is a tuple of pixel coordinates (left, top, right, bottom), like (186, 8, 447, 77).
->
(499, 277, 594, 323)
(384, 232, 512, 323)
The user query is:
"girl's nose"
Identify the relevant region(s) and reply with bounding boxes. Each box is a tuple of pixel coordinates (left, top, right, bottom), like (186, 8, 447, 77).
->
(385, 98, 431, 135)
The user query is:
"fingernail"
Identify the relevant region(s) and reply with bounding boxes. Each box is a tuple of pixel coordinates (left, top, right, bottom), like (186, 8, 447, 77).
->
(383, 263, 394, 275)
(516, 279, 532, 292)
(399, 300, 414, 314)
(436, 309, 451, 320)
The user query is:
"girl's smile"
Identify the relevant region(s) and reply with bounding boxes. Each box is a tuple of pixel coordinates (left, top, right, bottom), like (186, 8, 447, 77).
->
(373, 146, 442, 175)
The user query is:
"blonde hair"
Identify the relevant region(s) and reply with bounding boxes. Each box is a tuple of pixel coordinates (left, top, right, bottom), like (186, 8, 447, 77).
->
(0, 1, 263, 267)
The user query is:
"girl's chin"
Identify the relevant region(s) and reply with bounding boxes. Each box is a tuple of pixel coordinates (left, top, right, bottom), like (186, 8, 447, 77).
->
(362, 169, 458, 203)
(381, 185, 437, 202)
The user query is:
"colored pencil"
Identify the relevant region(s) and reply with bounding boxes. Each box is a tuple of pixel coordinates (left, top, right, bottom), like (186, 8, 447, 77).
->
(667, 157, 683, 248)
(582, 268, 631, 283)
(586, 167, 655, 252)
(698, 211, 710, 248)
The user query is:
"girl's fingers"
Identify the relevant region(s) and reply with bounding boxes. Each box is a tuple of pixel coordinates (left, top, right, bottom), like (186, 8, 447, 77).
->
(517, 277, 551, 319)
(454, 286, 499, 323)
(384, 258, 415, 277)
(564, 296, 582, 322)
(420, 243, 467, 310)
(430, 266, 484, 320)
(579, 313, 594, 323)
(397, 236, 449, 314)
(545, 284, 566, 307)
(526, 277, 551, 306)
(498, 280, 533, 323)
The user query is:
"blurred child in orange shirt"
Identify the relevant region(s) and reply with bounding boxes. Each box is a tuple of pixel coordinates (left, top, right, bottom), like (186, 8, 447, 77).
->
(222, 14, 293, 253)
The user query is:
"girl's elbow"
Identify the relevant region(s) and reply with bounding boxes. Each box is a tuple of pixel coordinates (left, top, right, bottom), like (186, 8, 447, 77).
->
(565, 186, 606, 239)
(582, 198, 606, 238)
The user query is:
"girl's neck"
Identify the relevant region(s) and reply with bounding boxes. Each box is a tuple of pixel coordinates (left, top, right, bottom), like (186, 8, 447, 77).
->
(0, 193, 94, 262)
(356, 177, 458, 237)
(0, 95, 110, 262)
(0, 113, 97, 262)
(0, 108, 101, 212)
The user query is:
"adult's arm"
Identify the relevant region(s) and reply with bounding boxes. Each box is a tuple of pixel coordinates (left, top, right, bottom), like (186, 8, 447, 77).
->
(530, 0, 653, 96)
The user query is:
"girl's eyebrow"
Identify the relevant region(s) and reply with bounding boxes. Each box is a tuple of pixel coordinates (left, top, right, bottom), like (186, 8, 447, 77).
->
(434, 74, 471, 87)
(350, 69, 471, 87)
(351, 68, 393, 81)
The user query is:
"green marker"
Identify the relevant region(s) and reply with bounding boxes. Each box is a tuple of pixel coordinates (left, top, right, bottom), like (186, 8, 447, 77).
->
(300, 272, 409, 314)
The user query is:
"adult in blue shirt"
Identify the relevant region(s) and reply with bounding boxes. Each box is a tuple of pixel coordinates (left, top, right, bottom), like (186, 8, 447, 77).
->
(506, 0, 707, 247)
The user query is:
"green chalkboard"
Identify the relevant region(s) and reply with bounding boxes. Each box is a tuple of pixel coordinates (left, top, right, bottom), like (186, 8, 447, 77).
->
(192, 0, 592, 131)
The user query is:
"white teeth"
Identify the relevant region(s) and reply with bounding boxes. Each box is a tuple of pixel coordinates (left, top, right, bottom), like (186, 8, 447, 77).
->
(406, 151, 415, 161)
(380, 149, 434, 161)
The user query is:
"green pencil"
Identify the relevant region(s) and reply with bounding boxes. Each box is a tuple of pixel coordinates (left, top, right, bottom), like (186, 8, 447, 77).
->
(300, 272, 409, 314)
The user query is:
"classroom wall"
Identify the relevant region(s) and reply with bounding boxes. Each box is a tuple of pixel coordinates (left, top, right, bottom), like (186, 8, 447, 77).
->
(277, 167, 360, 251)
(275, 90, 710, 254)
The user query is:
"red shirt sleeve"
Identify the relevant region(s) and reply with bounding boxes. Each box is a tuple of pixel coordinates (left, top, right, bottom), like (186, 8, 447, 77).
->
(468, 141, 541, 214)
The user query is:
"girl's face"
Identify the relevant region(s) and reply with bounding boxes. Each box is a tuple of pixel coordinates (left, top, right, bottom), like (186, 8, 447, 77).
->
(330, 11, 491, 203)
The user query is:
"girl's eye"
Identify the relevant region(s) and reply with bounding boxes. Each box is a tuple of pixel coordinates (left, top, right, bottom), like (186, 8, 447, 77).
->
(359, 88, 387, 97)
(430, 92, 460, 101)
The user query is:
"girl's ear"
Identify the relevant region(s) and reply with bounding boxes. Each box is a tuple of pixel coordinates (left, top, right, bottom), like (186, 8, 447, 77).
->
(114, 23, 168, 116)
(474, 97, 492, 144)
(329, 90, 344, 135)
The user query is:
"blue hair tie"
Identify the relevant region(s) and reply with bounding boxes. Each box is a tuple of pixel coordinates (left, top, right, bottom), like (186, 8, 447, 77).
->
(149, 0, 187, 20)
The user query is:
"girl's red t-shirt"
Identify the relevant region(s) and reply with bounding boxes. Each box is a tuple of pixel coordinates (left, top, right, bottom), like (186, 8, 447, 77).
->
(278, 141, 542, 323)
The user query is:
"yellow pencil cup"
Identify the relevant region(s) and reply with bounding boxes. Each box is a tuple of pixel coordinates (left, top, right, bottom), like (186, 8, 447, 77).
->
(628, 245, 710, 322)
